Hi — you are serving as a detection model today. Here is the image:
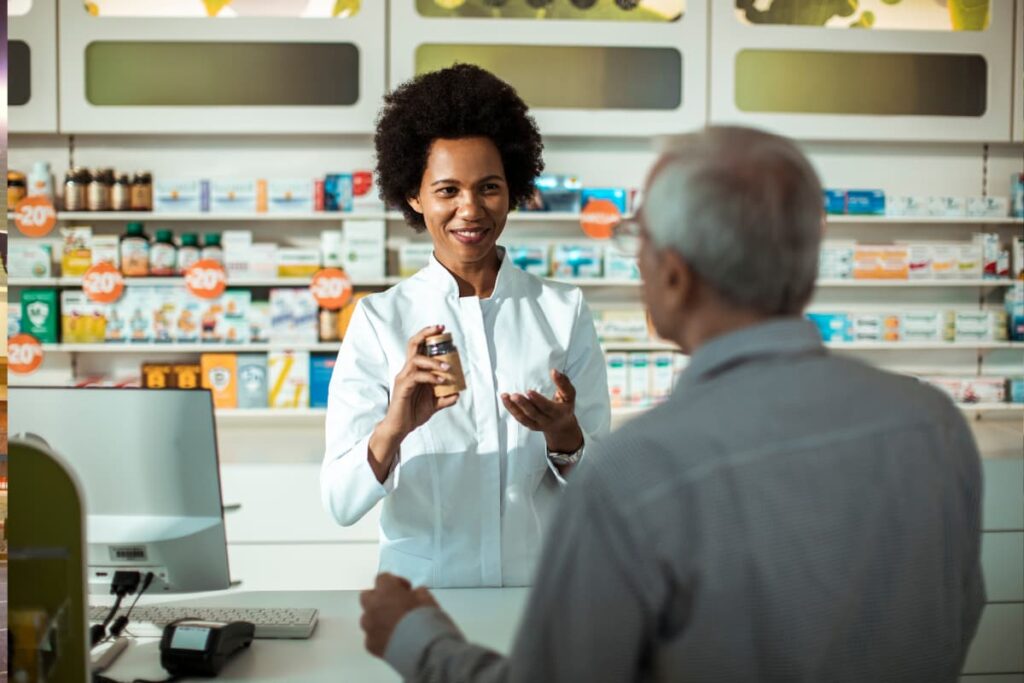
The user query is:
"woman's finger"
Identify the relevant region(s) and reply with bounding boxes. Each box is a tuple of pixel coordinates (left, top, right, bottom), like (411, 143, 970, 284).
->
(411, 356, 451, 373)
(510, 393, 547, 425)
(502, 394, 542, 430)
(551, 369, 576, 402)
(526, 391, 560, 419)
(406, 324, 445, 358)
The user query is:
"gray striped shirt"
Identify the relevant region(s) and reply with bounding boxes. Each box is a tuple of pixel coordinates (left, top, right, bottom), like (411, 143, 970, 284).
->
(386, 318, 985, 682)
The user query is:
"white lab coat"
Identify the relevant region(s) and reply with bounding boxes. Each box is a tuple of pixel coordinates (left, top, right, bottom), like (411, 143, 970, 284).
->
(321, 249, 610, 587)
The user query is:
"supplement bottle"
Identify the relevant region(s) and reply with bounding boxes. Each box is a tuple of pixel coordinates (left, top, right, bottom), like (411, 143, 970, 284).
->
(120, 221, 151, 277)
(150, 229, 178, 276)
(201, 233, 224, 264)
(425, 332, 467, 397)
(177, 233, 201, 274)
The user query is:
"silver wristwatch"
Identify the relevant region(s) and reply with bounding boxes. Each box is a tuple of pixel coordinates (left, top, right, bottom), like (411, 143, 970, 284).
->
(547, 443, 584, 467)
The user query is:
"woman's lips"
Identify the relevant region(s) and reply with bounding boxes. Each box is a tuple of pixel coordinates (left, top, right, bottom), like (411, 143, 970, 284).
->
(450, 227, 490, 245)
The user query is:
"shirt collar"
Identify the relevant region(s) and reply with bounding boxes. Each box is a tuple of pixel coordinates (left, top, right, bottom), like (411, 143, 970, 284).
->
(421, 245, 517, 300)
(677, 317, 825, 391)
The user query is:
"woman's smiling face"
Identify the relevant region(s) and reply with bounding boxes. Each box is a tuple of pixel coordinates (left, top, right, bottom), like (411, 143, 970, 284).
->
(408, 136, 510, 269)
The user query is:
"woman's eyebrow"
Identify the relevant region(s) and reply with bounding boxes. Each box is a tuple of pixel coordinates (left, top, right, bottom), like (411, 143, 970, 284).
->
(429, 174, 505, 187)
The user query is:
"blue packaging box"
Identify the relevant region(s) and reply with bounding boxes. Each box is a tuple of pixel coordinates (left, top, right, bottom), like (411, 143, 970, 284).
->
(1012, 173, 1024, 218)
(525, 175, 583, 213)
(325, 174, 353, 212)
(1009, 378, 1024, 404)
(845, 190, 885, 215)
(807, 313, 852, 342)
(310, 354, 336, 408)
(823, 189, 846, 215)
(581, 188, 628, 214)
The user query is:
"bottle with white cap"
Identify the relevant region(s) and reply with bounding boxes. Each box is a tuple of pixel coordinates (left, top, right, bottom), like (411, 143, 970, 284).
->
(27, 161, 54, 202)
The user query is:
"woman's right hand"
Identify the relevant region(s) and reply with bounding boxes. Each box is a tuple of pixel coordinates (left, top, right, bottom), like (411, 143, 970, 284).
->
(380, 324, 459, 441)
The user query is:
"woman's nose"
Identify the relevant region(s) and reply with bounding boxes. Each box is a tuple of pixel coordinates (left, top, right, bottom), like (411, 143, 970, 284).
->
(456, 191, 486, 218)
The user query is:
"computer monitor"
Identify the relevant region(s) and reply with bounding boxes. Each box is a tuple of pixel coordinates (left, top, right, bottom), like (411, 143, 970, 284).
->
(10, 387, 232, 594)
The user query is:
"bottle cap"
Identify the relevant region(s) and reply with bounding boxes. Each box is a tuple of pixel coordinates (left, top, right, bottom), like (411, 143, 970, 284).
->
(425, 332, 453, 345)
(203, 233, 221, 246)
(155, 229, 173, 242)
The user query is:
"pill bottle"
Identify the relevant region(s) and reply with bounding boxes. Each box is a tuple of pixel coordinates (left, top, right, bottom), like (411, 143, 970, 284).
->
(424, 332, 466, 397)
(120, 221, 150, 277)
(201, 232, 224, 264)
(150, 229, 177, 276)
(111, 173, 133, 211)
(177, 233, 201, 274)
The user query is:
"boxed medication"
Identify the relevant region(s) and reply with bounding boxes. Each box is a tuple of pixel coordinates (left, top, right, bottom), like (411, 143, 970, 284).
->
(122, 288, 155, 343)
(650, 352, 675, 402)
(1011, 173, 1024, 217)
(276, 248, 321, 277)
(325, 174, 353, 212)
(928, 196, 966, 217)
(906, 245, 933, 280)
(201, 353, 238, 409)
(61, 226, 93, 277)
(151, 288, 180, 343)
(310, 354, 336, 409)
(931, 245, 957, 279)
(60, 291, 106, 344)
(627, 353, 650, 407)
(175, 294, 202, 343)
(268, 179, 314, 213)
(249, 301, 271, 343)
(974, 233, 1005, 279)
(1013, 237, 1023, 279)
(955, 244, 982, 279)
(506, 244, 549, 276)
(967, 196, 1009, 218)
(606, 352, 628, 409)
(528, 175, 582, 213)
(900, 311, 951, 342)
(342, 220, 386, 279)
(552, 244, 602, 279)
(8, 308, 22, 340)
(823, 189, 845, 215)
(91, 235, 120, 269)
(818, 243, 854, 280)
(351, 170, 384, 213)
(1007, 284, 1024, 341)
(399, 242, 435, 277)
(268, 350, 310, 408)
(9, 243, 52, 278)
(321, 230, 344, 268)
(954, 311, 1008, 342)
(604, 246, 640, 281)
(154, 178, 202, 213)
(595, 309, 648, 341)
(845, 190, 885, 215)
(1009, 377, 1024, 404)
(222, 230, 254, 279)
(807, 313, 851, 342)
(21, 288, 59, 343)
(851, 314, 899, 342)
(853, 245, 908, 280)
(237, 354, 268, 409)
(582, 188, 628, 214)
(210, 179, 258, 214)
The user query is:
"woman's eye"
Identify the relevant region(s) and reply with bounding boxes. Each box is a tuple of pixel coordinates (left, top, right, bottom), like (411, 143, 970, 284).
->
(482, 183, 501, 193)
(436, 187, 457, 197)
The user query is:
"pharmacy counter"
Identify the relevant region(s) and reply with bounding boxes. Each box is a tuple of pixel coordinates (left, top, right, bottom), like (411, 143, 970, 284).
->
(101, 588, 527, 682)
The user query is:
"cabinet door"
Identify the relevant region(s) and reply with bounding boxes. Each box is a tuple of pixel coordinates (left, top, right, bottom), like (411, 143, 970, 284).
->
(962, 603, 1024, 675)
(57, 0, 385, 134)
(1013, 0, 1023, 143)
(9, 0, 59, 133)
(389, 0, 707, 137)
(983, 459, 1024, 532)
(709, 1, 1015, 142)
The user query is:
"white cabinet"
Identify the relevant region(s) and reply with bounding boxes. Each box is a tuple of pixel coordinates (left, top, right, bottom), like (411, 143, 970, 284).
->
(1013, 0, 1024, 143)
(389, 1, 707, 137)
(9, 0, 59, 133)
(964, 604, 1024, 674)
(56, 0, 386, 134)
(709, 1, 1016, 142)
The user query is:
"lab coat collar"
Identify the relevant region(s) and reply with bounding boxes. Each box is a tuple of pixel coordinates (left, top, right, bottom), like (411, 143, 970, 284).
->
(676, 317, 825, 392)
(421, 245, 519, 300)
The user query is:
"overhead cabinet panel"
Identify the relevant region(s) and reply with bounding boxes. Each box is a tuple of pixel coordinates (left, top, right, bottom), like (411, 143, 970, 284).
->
(56, 0, 385, 134)
(9, 0, 60, 134)
(389, 0, 708, 137)
(709, 1, 1015, 142)
(1013, 0, 1023, 142)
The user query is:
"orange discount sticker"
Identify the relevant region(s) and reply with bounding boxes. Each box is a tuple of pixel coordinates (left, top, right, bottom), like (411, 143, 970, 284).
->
(579, 199, 621, 240)
(82, 262, 126, 303)
(310, 268, 353, 310)
(14, 195, 58, 238)
(9, 334, 45, 375)
(184, 260, 228, 299)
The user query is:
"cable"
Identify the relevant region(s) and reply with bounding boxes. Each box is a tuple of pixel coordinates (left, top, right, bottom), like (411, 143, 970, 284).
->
(110, 572, 155, 639)
(91, 571, 143, 648)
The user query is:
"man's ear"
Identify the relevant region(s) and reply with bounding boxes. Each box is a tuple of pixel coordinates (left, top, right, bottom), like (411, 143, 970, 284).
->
(662, 248, 695, 312)
(408, 195, 423, 214)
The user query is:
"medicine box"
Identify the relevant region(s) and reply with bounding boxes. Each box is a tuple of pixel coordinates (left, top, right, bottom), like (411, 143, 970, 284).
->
(325, 174, 354, 212)
(886, 195, 928, 218)
(506, 244, 549, 276)
(906, 245, 932, 280)
(268, 179, 314, 214)
(91, 235, 120, 269)
(900, 311, 951, 342)
(582, 188, 628, 214)
(956, 244, 982, 279)
(531, 175, 582, 213)
(604, 246, 639, 281)
(823, 189, 845, 215)
(627, 353, 650, 406)
(845, 190, 885, 216)
(342, 220, 386, 279)
(21, 289, 59, 343)
(154, 178, 202, 213)
(928, 196, 966, 217)
(123, 288, 155, 344)
(249, 301, 271, 343)
(595, 309, 648, 341)
(201, 353, 238, 409)
(210, 179, 258, 214)
(61, 226, 93, 277)
(650, 352, 675, 402)
(398, 242, 435, 277)
(151, 288, 179, 343)
(268, 350, 310, 408)
(806, 313, 851, 342)
(818, 243, 854, 280)
(276, 248, 321, 277)
(552, 244, 602, 279)
(853, 245, 908, 280)
(237, 354, 268, 409)
(60, 291, 106, 344)
(310, 354, 336, 408)
(606, 352, 628, 409)
(967, 196, 1009, 218)
(9, 243, 52, 279)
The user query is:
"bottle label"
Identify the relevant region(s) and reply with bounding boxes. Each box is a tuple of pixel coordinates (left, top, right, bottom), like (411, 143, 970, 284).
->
(151, 243, 177, 274)
(121, 240, 150, 276)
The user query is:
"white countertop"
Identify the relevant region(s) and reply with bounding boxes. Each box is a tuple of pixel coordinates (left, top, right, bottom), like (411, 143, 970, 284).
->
(100, 588, 528, 682)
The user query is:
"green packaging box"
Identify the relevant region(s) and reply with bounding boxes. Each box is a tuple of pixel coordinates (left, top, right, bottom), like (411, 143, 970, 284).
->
(21, 288, 60, 343)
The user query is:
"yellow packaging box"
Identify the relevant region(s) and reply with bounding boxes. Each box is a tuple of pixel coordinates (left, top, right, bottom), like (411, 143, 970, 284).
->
(268, 350, 309, 408)
(201, 353, 238, 409)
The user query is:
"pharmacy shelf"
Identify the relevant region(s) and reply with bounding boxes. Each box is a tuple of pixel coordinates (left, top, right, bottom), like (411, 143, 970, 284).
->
(817, 279, 1017, 288)
(216, 408, 327, 423)
(8, 210, 630, 223)
(958, 403, 1024, 414)
(602, 341, 1024, 352)
(826, 215, 1023, 225)
(41, 342, 340, 353)
(8, 276, 402, 287)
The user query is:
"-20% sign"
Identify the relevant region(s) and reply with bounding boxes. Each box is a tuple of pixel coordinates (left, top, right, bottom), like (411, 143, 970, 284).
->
(310, 268, 353, 310)
(14, 196, 58, 238)
(9, 334, 45, 374)
(185, 260, 228, 299)
(82, 263, 125, 304)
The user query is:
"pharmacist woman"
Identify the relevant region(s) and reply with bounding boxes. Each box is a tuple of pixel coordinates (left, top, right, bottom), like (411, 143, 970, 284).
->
(321, 65, 610, 588)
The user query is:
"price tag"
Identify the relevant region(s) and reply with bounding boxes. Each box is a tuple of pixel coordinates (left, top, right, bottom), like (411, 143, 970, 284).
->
(82, 262, 126, 303)
(14, 195, 58, 238)
(579, 199, 621, 240)
(9, 334, 45, 375)
(311, 268, 354, 310)
(184, 260, 228, 299)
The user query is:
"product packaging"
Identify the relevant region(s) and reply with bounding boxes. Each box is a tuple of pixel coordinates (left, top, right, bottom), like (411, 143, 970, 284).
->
(527, 175, 582, 212)
(956, 244, 982, 279)
(967, 196, 1010, 218)
(581, 188, 628, 214)
(351, 170, 383, 213)
(341, 220, 386, 279)
(61, 227, 93, 277)
(221, 291, 252, 344)
(806, 313, 852, 342)
(321, 230, 344, 268)
(818, 243, 855, 280)
(325, 174, 354, 212)
(900, 311, 951, 342)
(1008, 377, 1024, 404)
(268, 350, 310, 408)
(594, 309, 649, 341)
(1011, 173, 1024, 218)
(1013, 237, 1023, 279)
(906, 244, 933, 280)
(928, 196, 966, 217)
(201, 353, 238, 409)
(9, 244, 53, 279)
(151, 288, 179, 343)
(627, 353, 650, 406)
(1007, 284, 1024, 341)
(310, 354, 336, 408)
(154, 179, 202, 213)
(954, 311, 1005, 342)
(506, 244, 550, 276)
(91, 235, 120, 269)
(237, 354, 269, 409)
(552, 244, 602, 279)
(845, 190, 885, 215)
(276, 248, 322, 277)
(21, 289, 59, 343)
(172, 363, 202, 390)
(931, 245, 957, 279)
(122, 288, 155, 343)
(210, 179, 258, 214)
(398, 242, 435, 277)
(823, 189, 846, 215)
(852, 245, 909, 280)
(249, 301, 271, 343)
(268, 179, 314, 213)
(604, 246, 640, 281)
(60, 291, 106, 343)
(606, 352, 628, 409)
(650, 352, 675, 402)
(975, 233, 1002, 279)
(142, 364, 174, 390)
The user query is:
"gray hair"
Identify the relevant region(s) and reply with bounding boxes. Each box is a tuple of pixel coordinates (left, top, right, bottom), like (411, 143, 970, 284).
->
(644, 126, 823, 316)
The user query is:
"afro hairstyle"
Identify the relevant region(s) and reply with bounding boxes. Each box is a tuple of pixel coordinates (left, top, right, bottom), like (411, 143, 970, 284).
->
(374, 63, 544, 232)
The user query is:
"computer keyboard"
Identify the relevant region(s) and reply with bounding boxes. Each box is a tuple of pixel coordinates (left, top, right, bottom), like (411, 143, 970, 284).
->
(88, 604, 318, 639)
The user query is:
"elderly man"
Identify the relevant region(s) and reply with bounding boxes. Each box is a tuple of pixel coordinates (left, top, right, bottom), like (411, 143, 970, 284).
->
(358, 126, 985, 682)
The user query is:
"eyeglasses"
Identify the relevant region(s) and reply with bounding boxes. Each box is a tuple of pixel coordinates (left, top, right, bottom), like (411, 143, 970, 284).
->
(611, 219, 642, 256)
